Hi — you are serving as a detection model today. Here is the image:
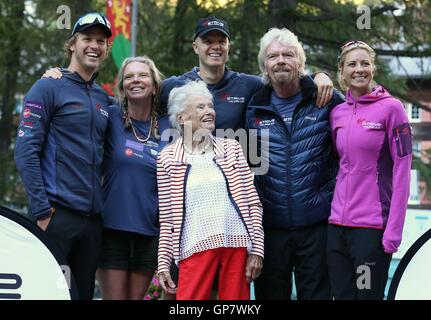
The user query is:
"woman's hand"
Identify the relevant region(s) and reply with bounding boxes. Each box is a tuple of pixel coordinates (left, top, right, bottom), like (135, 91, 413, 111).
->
(314, 72, 333, 107)
(245, 254, 263, 283)
(42, 67, 62, 79)
(158, 271, 177, 295)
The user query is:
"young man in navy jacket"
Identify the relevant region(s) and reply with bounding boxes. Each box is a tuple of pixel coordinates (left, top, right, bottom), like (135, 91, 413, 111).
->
(14, 13, 112, 300)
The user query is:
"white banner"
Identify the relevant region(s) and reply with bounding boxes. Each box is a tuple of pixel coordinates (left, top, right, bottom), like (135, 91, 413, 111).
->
(388, 228, 431, 300)
(0, 207, 75, 300)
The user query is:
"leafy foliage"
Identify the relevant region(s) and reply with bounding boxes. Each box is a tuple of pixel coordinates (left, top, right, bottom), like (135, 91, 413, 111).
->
(1, 0, 430, 208)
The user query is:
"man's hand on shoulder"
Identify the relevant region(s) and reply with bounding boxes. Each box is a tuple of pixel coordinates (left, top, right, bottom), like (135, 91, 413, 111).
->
(313, 72, 333, 107)
(42, 67, 63, 80)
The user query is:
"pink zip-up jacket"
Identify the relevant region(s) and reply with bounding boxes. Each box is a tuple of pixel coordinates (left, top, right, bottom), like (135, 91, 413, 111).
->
(329, 86, 412, 253)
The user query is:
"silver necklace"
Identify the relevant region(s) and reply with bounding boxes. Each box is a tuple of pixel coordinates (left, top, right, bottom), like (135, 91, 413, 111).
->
(129, 114, 153, 143)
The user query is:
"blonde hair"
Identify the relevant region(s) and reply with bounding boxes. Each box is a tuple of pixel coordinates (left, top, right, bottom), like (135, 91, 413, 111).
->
(63, 34, 79, 60)
(258, 28, 306, 83)
(63, 33, 110, 60)
(117, 56, 164, 138)
(337, 41, 377, 92)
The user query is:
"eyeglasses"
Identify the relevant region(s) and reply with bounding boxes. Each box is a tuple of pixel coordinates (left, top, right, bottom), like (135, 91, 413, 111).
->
(72, 13, 111, 35)
(340, 40, 372, 51)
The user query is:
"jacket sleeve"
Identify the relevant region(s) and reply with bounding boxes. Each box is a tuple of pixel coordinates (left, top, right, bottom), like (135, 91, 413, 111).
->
(14, 79, 57, 219)
(235, 141, 264, 258)
(383, 100, 412, 253)
(160, 77, 181, 115)
(156, 154, 174, 273)
(329, 89, 345, 111)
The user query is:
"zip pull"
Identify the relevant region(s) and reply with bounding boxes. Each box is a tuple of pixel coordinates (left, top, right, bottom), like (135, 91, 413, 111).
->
(353, 102, 357, 115)
(395, 128, 400, 141)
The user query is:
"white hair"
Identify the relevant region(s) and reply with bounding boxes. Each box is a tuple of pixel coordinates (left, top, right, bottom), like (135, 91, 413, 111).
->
(167, 80, 213, 133)
(258, 27, 306, 83)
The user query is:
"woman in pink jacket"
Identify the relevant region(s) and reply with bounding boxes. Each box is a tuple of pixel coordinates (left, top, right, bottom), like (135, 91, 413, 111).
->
(327, 41, 412, 299)
(156, 81, 264, 300)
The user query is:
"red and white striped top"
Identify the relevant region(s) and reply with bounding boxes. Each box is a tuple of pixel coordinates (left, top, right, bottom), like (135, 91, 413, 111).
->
(156, 136, 264, 274)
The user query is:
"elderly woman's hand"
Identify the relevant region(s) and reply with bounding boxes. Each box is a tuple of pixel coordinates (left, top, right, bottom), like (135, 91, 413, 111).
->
(158, 271, 177, 295)
(245, 254, 263, 283)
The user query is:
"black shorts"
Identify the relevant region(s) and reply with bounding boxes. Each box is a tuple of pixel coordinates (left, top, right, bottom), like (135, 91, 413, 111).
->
(98, 228, 158, 272)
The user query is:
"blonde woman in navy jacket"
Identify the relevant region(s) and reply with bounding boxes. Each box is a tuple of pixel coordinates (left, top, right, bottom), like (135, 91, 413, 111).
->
(156, 81, 264, 300)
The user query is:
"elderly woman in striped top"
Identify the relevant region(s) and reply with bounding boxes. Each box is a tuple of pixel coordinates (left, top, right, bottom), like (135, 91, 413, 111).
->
(156, 81, 264, 300)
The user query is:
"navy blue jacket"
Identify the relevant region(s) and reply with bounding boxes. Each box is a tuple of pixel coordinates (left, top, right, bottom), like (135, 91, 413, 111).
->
(160, 67, 263, 131)
(246, 76, 344, 229)
(102, 106, 171, 236)
(14, 70, 110, 219)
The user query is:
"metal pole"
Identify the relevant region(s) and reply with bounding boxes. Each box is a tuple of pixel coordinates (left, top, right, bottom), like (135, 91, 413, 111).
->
(131, 0, 138, 57)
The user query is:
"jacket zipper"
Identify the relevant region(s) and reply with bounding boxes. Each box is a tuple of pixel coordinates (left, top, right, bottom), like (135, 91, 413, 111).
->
(254, 103, 301, 227)
(395, 128, 403, 155)
(341, 102, 356, 225)
(213, 159, 253, 240)
(86, 84, 96, 213)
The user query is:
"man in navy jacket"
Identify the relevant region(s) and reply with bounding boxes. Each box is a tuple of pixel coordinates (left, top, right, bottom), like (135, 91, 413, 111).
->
(246, 27, 344, 300)
(14, 13, 112, 300)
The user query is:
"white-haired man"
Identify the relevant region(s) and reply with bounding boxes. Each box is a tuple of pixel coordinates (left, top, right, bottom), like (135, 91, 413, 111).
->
(246, 28, 344, 300)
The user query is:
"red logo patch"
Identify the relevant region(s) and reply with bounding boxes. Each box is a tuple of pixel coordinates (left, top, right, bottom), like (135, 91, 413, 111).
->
(219, 92, 230, 100)
(125, 148, 133, 157)
(23, 108, 31, 118)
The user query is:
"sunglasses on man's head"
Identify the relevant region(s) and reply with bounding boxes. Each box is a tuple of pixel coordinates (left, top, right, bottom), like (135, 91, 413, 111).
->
(72, 13, 111, 35)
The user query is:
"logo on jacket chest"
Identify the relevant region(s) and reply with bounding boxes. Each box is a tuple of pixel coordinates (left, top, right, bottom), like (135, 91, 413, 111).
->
(255, 118, 276, 127)
(357, 118, 384, 129)
(96, 103, 109, 118)
(219, 92, 245, 104)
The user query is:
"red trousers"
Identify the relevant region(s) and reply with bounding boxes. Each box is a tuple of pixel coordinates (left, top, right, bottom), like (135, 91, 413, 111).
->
(177, 247, 250, 300)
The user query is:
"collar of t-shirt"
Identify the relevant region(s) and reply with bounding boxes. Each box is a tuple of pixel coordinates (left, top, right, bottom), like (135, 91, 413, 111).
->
(271, 90, 302, 129)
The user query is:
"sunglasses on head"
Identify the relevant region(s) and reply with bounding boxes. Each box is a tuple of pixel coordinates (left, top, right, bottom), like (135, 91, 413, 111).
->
(72, 13, 111, 35)
(340, 40, 372, 51)
(338, 40, 374, 63)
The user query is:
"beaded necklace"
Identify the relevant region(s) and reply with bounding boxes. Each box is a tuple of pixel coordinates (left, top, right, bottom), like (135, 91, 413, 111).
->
(183, 139, 212, 155)
(128, 114, 153, 143)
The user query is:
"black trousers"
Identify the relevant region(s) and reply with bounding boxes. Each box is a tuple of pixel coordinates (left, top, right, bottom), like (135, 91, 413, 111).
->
(45, 203, 103, 300)
(326, 224, 392, 300)
(254, 222, 331, 300)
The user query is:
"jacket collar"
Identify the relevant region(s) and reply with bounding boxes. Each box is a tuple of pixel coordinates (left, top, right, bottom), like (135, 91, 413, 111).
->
(61, 68, 99, 85)
(172, 135, 226, 164)
(183, 67, 234, 90)
(249, 75, 317, 109)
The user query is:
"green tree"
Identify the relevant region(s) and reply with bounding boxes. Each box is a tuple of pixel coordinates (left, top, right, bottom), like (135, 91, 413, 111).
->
(1, 0, 430, 209)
